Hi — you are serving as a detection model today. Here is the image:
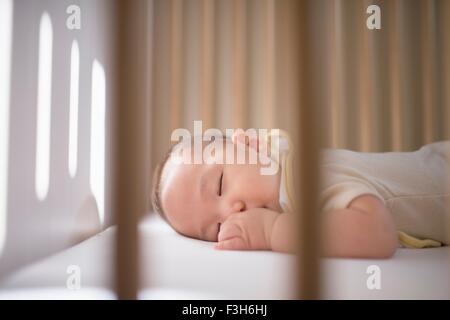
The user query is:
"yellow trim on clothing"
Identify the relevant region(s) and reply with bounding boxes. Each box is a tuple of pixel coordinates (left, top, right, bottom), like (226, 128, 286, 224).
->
(267, 129, 296, 211)
(398, 231, 442, 248)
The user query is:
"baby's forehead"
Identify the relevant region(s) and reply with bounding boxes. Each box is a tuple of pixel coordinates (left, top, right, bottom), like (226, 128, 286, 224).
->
(161, 138, 230, 194)
(159, 161, 205, 234)
(170, 138, 230, 163)
(174, 136, 230, 151)
(166, 154, 208, 177)
(161, 146, 216, 191)
(160, 151, 218, 214)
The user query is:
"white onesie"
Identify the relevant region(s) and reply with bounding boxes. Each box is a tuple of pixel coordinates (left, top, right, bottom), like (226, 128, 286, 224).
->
(319, 140, 450, 246)
(276, 135, 450, 247)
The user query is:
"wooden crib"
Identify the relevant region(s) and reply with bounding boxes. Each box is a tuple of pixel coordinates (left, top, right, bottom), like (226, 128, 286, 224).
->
(0, 0, 449, 299)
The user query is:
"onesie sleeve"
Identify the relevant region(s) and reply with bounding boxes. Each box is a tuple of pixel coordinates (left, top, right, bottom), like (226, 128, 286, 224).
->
(318, 163, 386, 214)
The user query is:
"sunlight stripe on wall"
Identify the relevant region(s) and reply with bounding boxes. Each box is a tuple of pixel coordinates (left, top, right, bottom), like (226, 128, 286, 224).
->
(69, 40, 80, 178)
(90, 60, 106, 226)
(35, 12, 53, 201)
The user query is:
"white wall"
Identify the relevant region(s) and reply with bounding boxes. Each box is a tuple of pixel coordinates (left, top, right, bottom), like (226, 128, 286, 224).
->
(0, 0, 119, 278)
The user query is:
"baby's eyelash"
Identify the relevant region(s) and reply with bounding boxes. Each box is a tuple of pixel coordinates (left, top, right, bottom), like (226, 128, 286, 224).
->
(218, 172, 223, 196)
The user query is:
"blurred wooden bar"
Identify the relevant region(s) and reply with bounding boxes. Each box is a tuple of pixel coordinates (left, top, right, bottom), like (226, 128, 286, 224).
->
(295, 0, 326, 300)
(114, 0, 150, 300)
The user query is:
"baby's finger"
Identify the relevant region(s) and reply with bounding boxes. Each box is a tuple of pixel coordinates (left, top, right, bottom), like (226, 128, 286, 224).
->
(214, 237, 247, 250)
(217, 222, 242, 242)
(248, 137, 260, 151)
(232, 130, 247, 145)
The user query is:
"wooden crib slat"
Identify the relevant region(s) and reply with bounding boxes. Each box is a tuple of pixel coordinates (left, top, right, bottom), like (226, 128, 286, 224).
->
(115, 0, 150, 300)
(296, 0, 325, 300)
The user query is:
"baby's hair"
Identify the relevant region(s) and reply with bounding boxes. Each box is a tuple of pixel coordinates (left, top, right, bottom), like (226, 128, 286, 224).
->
(151, 142, 177, 223)
(151, 134, 229, 223)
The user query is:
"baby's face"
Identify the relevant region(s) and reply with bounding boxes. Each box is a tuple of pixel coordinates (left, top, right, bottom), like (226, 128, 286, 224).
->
(161, 139, 282, 242)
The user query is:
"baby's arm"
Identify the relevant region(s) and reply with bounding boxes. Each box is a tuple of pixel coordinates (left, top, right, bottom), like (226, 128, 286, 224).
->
(270, 194, 398, 257)
(217, 195, 398, 258)
(320, 194, 398, 258)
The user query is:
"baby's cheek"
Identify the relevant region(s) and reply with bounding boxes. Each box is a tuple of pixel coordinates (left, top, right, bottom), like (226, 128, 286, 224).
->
(254, 169, 278, 197)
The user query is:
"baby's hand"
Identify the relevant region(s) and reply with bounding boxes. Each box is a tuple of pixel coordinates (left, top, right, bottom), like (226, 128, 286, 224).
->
(232, 130, 269, 154)
(214, 208, 279, 251)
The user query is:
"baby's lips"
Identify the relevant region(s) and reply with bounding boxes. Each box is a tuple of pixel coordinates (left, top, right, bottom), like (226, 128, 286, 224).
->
(217, 223, 241, 242)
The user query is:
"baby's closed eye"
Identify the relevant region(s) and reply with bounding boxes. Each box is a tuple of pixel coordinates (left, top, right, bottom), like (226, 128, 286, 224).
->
(218, 172, 223, 196)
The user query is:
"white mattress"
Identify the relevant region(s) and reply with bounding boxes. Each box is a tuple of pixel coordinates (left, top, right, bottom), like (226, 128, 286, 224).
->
(0, 214, 449, 299)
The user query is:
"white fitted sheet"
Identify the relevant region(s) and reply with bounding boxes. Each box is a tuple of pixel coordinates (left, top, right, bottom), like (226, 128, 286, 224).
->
(0, 214, 449, 299)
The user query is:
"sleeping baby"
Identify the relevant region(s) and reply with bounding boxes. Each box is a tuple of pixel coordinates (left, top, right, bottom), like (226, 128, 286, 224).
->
(151, 129, 450, 259)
